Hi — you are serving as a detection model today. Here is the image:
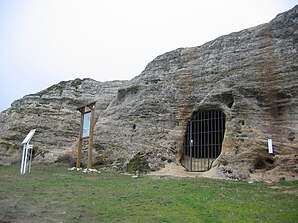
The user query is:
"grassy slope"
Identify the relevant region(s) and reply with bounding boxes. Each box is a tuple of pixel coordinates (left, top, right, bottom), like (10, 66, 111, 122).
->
(0, 164, 297, 223)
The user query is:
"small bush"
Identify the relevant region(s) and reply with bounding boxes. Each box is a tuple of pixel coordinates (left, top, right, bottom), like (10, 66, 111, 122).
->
(127, 153, 150, 174)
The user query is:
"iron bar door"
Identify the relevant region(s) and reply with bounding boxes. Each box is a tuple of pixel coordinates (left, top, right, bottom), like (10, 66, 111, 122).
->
(182, 110, 225, 172)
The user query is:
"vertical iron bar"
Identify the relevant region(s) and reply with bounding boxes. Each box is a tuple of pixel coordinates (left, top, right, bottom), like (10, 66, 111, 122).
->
(217, 110, 220, 157)
(221, 111, 224, 155)
(195, 116, 198, 171)
(194, 119, 196, 171)
(207, 111, 210, 171)
(195, 119, 196, 171)
(199, 112, 201, 171)
(186, 121, 189, 170)
(189, 120, 192, 171)
(215, 111, 219, 156)
(203, 111, 205, 170)
(213, 110, 215, 160)
(210, 110, 213, 168)
(200, 111, 204, 171)
(213, 110, 215, 159)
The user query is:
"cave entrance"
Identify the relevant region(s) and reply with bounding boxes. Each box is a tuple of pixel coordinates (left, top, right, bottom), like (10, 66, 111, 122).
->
(181, 110, 225, 172)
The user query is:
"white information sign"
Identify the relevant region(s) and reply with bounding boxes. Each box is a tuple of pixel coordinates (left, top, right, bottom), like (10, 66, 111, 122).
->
(82, 112, 91, 138)
(20, 129, 36, 174)
(268, 138, 274, 154)
(22, 129, 36, 144)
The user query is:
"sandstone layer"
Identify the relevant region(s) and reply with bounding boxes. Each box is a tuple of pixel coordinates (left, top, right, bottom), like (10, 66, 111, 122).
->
(0, 6, 297, 182)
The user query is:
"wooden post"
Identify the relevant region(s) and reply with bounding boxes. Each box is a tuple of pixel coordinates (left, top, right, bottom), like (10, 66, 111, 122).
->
(76, 107, 85, 168)
(87, 102, 96, 169)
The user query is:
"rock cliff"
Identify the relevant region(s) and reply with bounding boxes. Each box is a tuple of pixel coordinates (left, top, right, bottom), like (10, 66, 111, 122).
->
(0, 6, 297, 182)
(0, 79, 128, 165)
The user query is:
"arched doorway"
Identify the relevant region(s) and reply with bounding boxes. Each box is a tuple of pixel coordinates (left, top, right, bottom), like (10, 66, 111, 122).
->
(181, 110, 225, 172)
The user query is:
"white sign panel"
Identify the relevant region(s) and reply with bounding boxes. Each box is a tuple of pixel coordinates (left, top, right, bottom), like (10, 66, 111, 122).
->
(82, 112, 91, 138)
(268, 138, 274, 154)
(22, 129, 36, 144)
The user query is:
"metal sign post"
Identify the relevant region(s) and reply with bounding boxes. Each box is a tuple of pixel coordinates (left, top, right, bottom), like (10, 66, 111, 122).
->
(20, 129, 36, 174)
(76, 102, 96, 169)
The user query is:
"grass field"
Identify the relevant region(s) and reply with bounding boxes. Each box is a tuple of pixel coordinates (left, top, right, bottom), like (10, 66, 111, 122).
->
(0, 164, 297, 223)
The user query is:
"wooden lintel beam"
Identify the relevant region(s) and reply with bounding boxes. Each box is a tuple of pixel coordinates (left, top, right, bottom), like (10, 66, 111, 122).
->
(76, 101, 96, 111)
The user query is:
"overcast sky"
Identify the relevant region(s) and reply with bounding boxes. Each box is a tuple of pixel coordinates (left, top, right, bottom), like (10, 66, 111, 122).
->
(0, 0, 297, 112)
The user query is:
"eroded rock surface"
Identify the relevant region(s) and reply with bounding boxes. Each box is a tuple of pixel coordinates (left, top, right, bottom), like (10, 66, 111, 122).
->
(0, 79, 128, 165)
(0, 6, 297, 181)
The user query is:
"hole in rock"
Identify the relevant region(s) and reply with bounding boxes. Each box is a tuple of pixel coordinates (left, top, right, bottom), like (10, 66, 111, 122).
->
(227, 100, 234, 108)
(254, 159, 267, 169)
(265, 158, 274, 165)
(132, 124, 136, 131)
(222, 92, 234, 108)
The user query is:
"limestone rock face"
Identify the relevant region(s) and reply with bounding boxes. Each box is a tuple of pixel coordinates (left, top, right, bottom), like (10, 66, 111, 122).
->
(0, 6, 297, 181)
(95, 6, 298, 181)
(0, 78, 128, 165)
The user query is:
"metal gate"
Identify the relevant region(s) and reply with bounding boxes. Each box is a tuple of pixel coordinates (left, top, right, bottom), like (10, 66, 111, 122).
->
(182, 110, 225, 172)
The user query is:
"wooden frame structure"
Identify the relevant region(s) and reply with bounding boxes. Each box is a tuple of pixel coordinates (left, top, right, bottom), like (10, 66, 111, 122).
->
(76, 102, 96, 169)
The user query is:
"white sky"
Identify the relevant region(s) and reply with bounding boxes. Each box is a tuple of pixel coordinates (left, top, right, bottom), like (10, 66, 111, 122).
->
(0, 0, 297, 111)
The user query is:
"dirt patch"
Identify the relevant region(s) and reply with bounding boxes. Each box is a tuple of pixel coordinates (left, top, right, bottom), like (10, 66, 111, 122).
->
(0, 195, 98, 223)
(149, 161, 298, 183)
(0, 196, 42, 223)
(147, 162, 232, 180)
(148, 162, 203, 178)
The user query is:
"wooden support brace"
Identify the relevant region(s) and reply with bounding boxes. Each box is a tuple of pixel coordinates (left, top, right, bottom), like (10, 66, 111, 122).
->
(76, 107, 85, 168)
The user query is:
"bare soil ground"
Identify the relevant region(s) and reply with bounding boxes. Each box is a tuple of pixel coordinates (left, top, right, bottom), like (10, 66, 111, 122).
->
(148, 162, 204, 178)
(149, 161, 298, 184)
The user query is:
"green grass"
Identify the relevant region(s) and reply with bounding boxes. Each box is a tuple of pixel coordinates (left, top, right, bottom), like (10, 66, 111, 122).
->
(0, 164, 297, 223)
